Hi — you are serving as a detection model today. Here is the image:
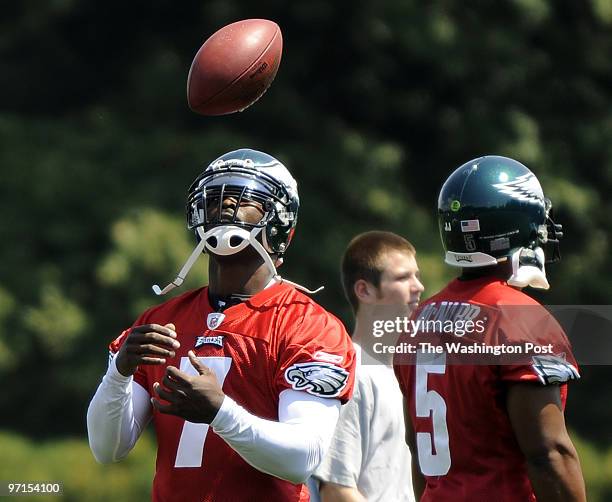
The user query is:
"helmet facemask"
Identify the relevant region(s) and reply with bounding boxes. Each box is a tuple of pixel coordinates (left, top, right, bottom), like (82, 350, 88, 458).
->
(186, 163, 297, 258)
(507, 200, 562, 290)
(540, 198, 563, 264)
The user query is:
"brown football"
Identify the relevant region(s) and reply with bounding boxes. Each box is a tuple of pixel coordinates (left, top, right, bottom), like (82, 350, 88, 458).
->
(187, 19, 283, 116)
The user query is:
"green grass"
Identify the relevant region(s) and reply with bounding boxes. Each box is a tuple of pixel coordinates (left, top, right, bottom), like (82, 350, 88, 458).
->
(572, 432, 612, 502)
(0, 429, 609, 500)
(0, 431, 155, 501)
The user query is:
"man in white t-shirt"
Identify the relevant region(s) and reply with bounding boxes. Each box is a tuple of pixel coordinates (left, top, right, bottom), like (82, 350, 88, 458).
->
(312, 231, 422, 502)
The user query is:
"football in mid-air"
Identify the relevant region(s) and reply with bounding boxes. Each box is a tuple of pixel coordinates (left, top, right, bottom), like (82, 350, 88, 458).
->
(187, 19, 283, 116)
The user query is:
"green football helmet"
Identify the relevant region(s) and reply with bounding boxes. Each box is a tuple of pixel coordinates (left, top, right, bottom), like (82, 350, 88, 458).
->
(438, 155, 562, 268)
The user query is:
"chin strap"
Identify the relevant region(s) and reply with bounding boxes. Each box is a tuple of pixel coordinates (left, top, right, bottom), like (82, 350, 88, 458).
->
(153, 226, 323, 296)
(152, 227, 208, 295)
(507, 247, 550, 290)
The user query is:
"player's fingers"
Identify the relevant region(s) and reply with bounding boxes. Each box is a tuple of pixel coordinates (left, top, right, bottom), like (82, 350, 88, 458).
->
(129, 331, 179, 346)
(128, 332, 180, 350)
(166, 366, 193, 385)
(153, 382, 181, 404)
(151, 397, 176, 415)
(138, 356, 167, 365)
(163, 373, 188, 391)
(188, 350, 208, 375)
(132, 323, 177, 338)
(164, 323, 176, 332)
(129, 344, 175, 358)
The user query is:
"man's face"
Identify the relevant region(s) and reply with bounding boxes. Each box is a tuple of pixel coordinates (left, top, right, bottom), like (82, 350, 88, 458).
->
(375, 250, 424, 311)
(355, 249, 424, 361)
(206, 195, 265, 225)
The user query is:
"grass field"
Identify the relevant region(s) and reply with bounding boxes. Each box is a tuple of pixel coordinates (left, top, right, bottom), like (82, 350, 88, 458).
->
(1, 429, 609, 501)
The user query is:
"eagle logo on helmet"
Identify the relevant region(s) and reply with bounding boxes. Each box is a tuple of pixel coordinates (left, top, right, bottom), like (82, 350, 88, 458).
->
(492, 173, 545, 203)
(284, 362, 349, 397)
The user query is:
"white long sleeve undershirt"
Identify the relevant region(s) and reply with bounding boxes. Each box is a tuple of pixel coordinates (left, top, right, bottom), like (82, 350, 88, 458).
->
(211, 390, 340, 483)
(86, 357, 341, 483)
(86, 357, 151, 463)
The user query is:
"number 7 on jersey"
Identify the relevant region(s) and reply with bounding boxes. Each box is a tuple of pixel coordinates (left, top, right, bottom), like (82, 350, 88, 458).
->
(174, 356, 232, 468)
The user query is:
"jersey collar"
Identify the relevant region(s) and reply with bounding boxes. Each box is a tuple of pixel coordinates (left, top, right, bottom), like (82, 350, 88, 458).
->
(448, 275, 506, 292)
(200, 281, 293, 314)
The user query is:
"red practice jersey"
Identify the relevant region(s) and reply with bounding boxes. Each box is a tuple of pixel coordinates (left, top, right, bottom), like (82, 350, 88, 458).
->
(393, 276, 579, 502)
(110, 283, 355, 502)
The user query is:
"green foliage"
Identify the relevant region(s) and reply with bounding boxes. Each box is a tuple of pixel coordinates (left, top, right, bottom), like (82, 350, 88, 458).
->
(96, 208, 208, 318)
(23, 284, 87, 358)
(0, 0, 610, 484)
(0, 286, 17, 371)
(0, 431, 154, 502)
(573, 431, 612, 501)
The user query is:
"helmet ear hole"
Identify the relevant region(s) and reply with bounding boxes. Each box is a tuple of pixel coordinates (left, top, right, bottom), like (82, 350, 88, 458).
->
(207, 236, 218, 247)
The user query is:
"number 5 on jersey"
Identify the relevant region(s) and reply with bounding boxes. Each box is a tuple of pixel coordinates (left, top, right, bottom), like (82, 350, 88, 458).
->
(174, 356, 232, 468)
(415, 351, 451, 476)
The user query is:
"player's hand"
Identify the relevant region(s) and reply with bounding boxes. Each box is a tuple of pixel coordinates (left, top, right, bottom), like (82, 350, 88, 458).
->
(151, 350, 225, 424)
(115, 323, 180, 377)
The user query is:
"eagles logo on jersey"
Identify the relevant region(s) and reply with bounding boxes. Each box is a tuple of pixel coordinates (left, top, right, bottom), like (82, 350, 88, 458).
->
(532, 354, 580, 385)
(284, 362, 349, 397)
